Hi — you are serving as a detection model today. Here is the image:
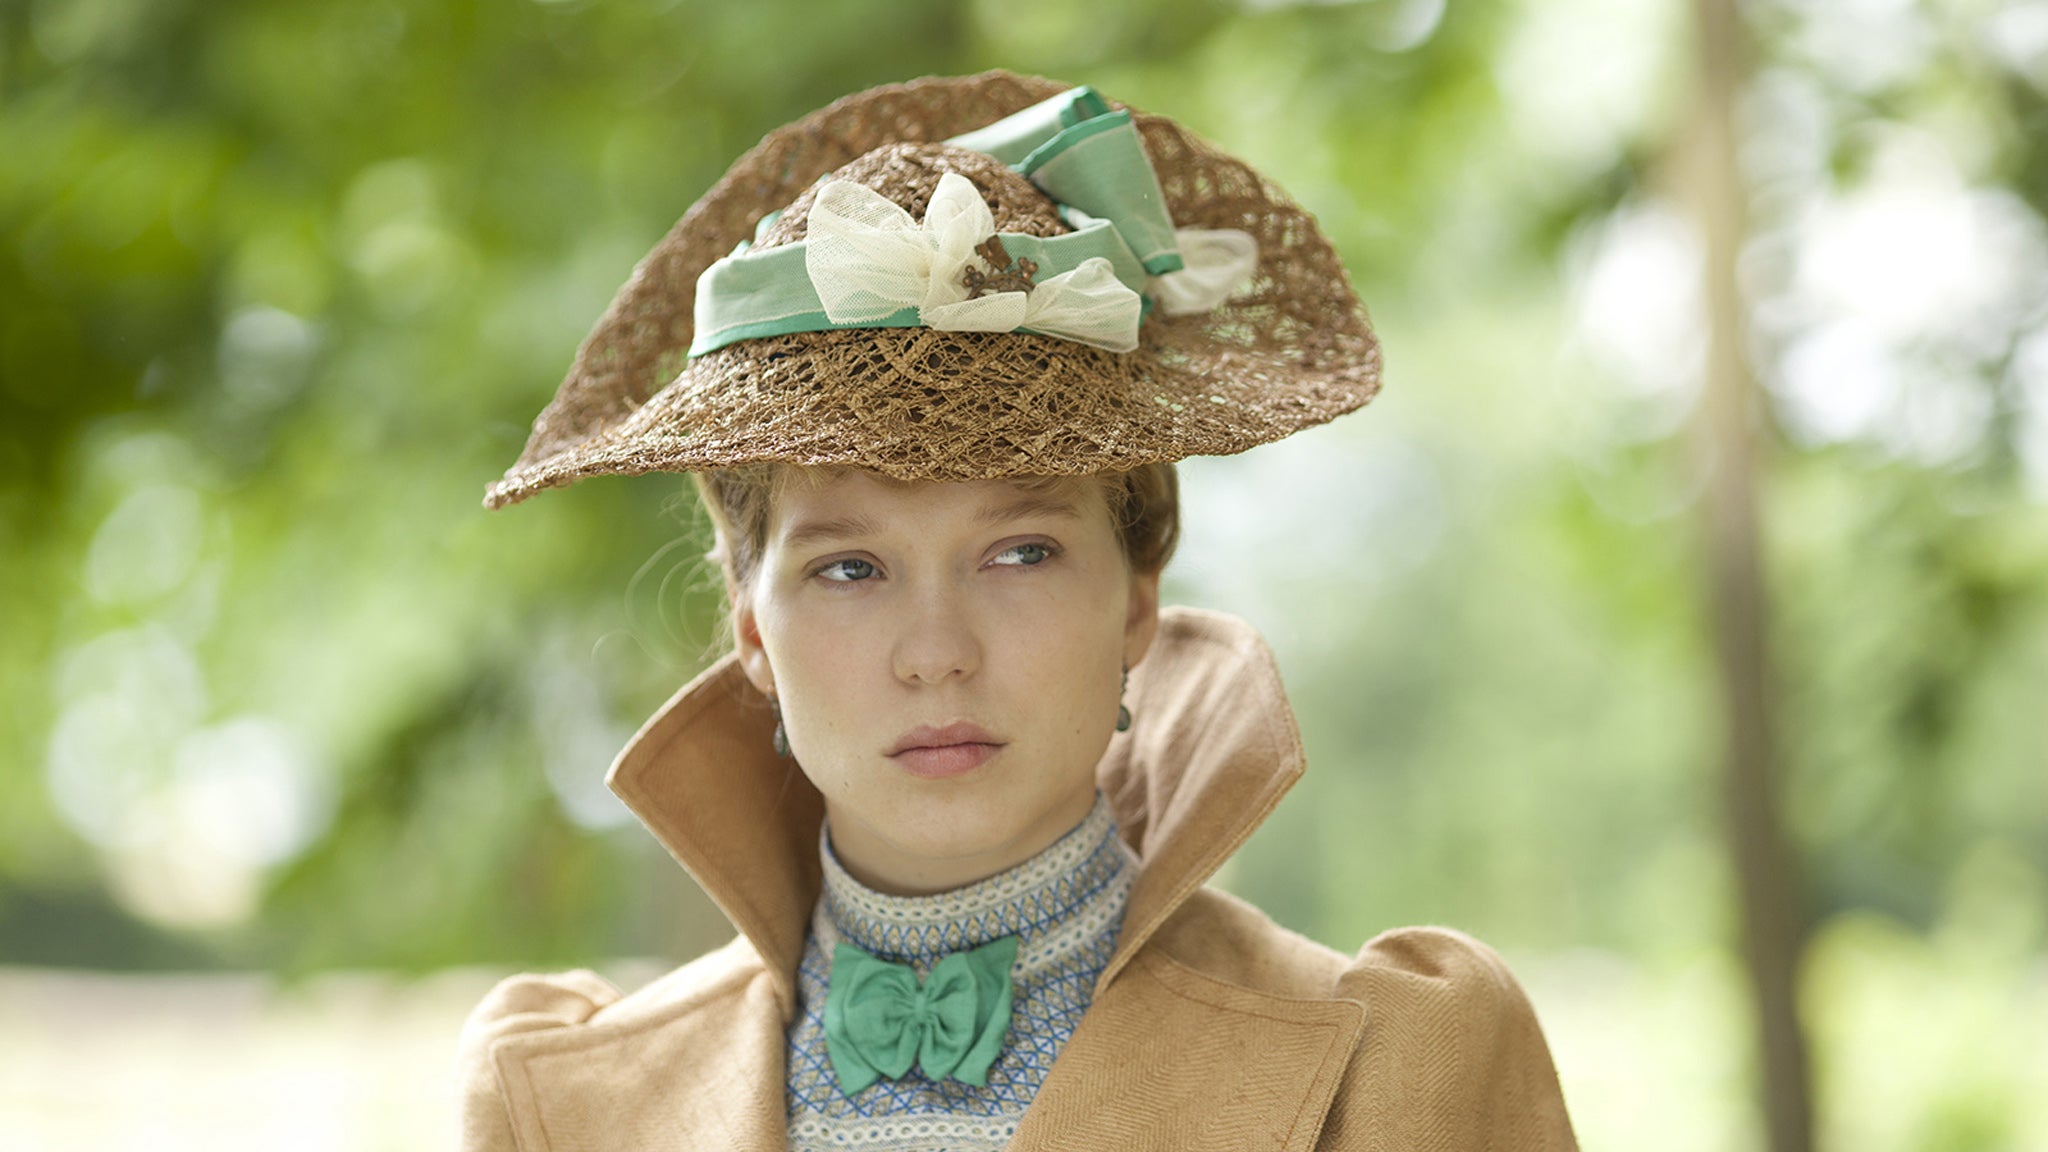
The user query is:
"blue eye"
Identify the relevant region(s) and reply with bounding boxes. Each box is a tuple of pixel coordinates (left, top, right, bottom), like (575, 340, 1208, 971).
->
(993, 542, 1053, 566)
(817, 558, 876, 582)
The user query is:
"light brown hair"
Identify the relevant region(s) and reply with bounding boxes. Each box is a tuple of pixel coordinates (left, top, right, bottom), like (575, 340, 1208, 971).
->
(691, 463, 1179, 607)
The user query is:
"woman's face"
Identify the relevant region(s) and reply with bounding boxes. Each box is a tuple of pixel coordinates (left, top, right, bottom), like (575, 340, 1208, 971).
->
(731, 469, 1159, 896)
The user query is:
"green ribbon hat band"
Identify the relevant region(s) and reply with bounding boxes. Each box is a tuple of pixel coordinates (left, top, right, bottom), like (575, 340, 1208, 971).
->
(686, 86, 1200, 359)
(821, 934, 1020, 1097)
(950, 85, 1183, 273)
(1013, 108, 1184, 276)
(942, 84, 1112, 164)
(689, 211, 1151, 358)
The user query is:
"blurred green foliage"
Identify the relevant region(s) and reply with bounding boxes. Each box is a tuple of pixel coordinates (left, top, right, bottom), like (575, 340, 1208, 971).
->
(3, 0, 2047, 1141)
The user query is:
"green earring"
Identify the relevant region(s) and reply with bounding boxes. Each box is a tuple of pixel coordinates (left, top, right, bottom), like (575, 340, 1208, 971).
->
(772, 698, 790, 758)
(1116, 667, 1131, 733)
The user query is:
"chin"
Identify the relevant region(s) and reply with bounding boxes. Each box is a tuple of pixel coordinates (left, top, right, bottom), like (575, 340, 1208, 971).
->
(879, 787, 1034, 854)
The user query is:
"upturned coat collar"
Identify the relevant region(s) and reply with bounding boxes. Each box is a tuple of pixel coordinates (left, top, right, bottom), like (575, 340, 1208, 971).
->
(470, 605, 1392, 1151)
(468, 604, 1586, 1151)
(604, 604, 1308, 1024)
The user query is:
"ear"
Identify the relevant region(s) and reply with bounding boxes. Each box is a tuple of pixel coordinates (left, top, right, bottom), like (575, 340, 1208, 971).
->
(1121, 567, 1161, 671)
(729, 577, 777, 698)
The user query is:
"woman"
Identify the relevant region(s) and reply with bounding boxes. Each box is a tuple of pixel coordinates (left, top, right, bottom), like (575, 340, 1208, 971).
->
(460, 71, 1579, 1150)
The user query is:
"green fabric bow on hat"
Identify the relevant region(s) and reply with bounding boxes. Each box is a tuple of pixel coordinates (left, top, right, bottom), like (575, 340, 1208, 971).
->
(821, 934, 1020, 1096)
(687, 85, 1258, 359)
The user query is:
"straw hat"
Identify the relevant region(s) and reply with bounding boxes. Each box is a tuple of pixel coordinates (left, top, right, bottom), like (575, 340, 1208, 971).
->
(482, 70, 1382, 511)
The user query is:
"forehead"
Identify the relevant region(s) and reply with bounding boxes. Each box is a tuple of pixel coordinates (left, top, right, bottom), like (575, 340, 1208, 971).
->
(768, 470, 1106, 547)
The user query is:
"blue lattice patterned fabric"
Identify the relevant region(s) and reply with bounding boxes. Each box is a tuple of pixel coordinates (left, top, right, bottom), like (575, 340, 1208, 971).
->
(784, 789, 1138, 1151)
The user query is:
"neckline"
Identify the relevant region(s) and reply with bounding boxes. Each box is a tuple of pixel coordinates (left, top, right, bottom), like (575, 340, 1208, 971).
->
(816, 790, 1128, 965)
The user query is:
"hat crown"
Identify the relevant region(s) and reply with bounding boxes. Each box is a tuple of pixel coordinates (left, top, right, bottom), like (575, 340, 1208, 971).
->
(755, 143, 1069, 251)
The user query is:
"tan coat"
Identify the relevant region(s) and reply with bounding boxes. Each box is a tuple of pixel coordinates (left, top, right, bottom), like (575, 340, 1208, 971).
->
(456, 606, 1581, 1150)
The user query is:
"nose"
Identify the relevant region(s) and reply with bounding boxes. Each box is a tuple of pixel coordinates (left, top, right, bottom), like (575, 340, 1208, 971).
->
(891, 581, 982, 686)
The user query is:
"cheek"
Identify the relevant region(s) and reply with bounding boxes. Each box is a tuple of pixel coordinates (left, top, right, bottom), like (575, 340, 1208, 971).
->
(761, 598, 883, 740)
(985, 584, 1126, 706)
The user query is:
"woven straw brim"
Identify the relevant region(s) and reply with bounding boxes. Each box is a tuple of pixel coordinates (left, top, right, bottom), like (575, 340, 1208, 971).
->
(484, 70, 1382, 510)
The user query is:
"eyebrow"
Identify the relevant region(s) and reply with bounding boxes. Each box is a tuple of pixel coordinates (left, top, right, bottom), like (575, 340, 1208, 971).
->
(778, 492, 1085, 552)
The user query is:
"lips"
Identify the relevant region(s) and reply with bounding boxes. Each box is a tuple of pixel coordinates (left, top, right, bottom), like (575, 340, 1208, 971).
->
(886, 721, 1003, 757)
(886, 721, 1006, 779)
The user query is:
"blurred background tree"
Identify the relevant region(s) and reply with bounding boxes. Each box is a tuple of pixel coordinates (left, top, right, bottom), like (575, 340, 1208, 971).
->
(3, 0, 2045, 1148)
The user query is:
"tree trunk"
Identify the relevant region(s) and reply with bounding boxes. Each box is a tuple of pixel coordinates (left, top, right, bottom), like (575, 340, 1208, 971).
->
(1687, 1, 1817, 1150)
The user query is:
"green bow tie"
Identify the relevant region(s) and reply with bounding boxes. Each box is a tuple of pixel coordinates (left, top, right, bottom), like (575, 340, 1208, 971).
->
(821, 934, 1020, 1096)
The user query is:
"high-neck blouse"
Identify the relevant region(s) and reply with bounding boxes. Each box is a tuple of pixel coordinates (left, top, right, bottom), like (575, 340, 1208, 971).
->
(784, 789, 1139, 1151)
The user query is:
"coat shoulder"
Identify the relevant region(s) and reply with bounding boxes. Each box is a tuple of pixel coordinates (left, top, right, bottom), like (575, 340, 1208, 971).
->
(1133, 891, 1577, 1148)
(453, 934, 767, 1151)
(1144, 882, 1354, 997)
(1321, 925, 1580, 1151)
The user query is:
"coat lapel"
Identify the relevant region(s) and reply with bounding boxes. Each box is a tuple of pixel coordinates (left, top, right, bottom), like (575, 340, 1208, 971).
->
(1018, 611, 1365, 1150)
(604, 652, 823, 1022)
(1008, 949, 1365, 1151)
(1090, 606, 1311, 996)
